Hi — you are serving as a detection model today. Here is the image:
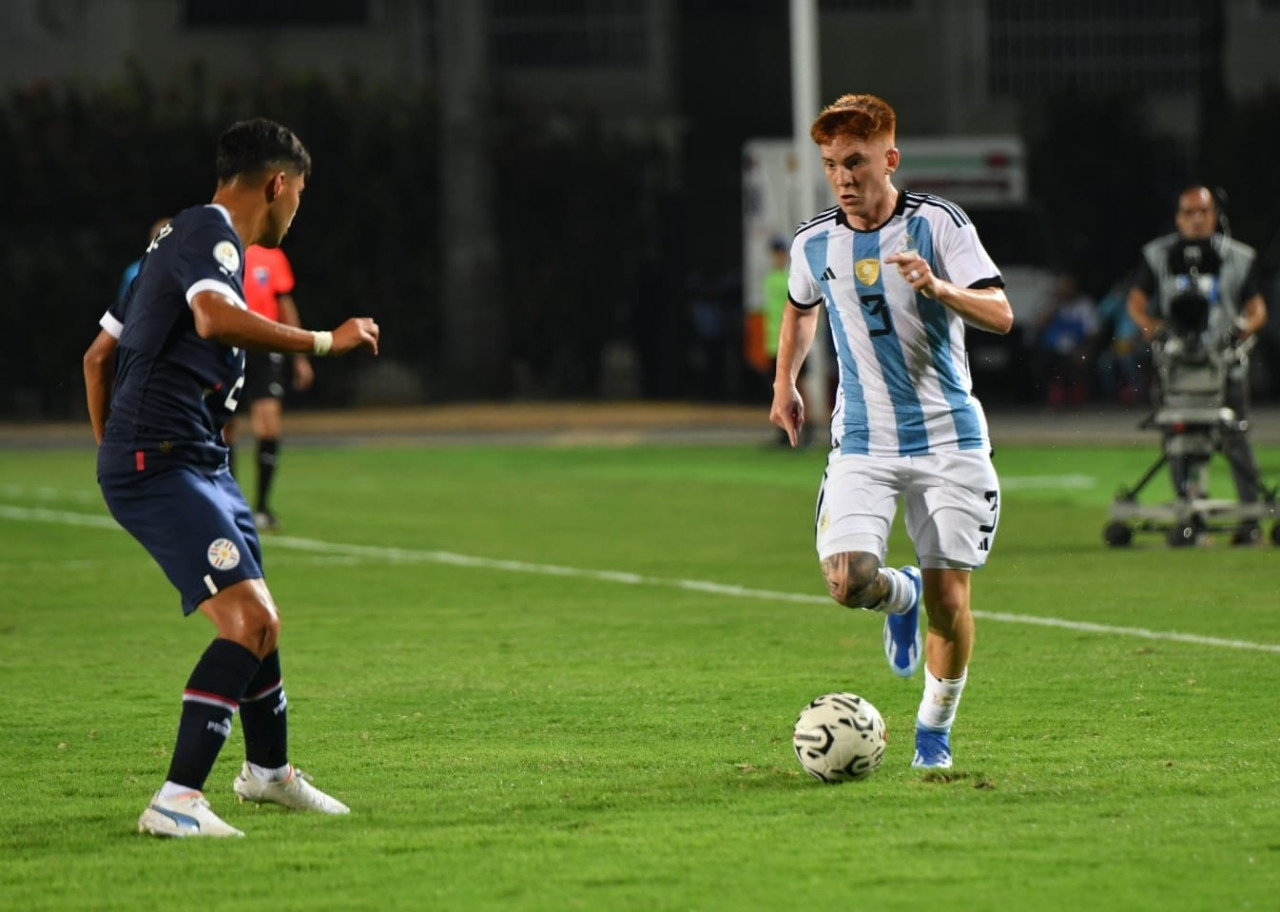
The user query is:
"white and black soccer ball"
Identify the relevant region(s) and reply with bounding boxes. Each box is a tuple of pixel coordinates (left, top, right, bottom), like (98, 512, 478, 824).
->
(792, 692, 887, 783)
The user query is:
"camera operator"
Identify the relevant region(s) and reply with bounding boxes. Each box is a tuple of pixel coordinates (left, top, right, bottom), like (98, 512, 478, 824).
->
(1126, 185, 1269, 544)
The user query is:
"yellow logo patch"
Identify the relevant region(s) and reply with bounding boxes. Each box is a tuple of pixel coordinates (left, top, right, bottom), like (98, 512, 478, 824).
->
(854, 258, 880, 286)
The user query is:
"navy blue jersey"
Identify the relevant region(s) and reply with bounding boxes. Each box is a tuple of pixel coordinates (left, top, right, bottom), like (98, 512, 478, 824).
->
(99, 204, 248, 475)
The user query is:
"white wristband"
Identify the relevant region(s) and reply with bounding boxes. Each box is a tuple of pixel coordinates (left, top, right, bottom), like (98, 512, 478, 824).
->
(312, 331, 333, 356)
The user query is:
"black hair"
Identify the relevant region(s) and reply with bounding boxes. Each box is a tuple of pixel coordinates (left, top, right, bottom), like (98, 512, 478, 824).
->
(215, 118, 312, 182)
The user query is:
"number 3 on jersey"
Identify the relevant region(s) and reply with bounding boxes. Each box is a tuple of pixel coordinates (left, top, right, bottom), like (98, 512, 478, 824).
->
(859, 293, 895, 337)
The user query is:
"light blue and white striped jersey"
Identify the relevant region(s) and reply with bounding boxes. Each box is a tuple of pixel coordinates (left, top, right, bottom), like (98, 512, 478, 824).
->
(788, 190, 1004, 457)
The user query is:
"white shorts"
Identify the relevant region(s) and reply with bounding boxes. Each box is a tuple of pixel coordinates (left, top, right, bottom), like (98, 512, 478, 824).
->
(814, 449, 1000, 570)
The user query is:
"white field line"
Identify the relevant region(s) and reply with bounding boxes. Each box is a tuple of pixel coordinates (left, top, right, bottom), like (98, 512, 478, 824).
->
(2, 502, 1277, 655)
(999, 474, 1096, 490)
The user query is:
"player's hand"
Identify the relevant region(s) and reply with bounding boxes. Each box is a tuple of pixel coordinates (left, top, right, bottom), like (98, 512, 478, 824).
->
(769, 384, 805, 448)
(885, 251, 937, 298)
(331, 317, 380, 356)
(292, 354, 315, 391)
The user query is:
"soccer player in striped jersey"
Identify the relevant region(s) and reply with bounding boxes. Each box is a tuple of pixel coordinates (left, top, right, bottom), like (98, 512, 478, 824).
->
(769, 94, 1013, 770)
(83, 119, 379, 836)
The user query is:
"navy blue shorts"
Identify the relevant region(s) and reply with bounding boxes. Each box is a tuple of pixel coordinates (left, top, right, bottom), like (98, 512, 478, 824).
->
(100, 463, 264, 615)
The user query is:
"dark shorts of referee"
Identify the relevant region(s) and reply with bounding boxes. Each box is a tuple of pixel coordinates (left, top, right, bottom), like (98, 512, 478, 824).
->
(243, 351, 287, 404)
(99, 463, 264, 615)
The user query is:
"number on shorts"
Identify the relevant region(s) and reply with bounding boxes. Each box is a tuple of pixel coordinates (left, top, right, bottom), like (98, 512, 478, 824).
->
(978, 489, 999, 551)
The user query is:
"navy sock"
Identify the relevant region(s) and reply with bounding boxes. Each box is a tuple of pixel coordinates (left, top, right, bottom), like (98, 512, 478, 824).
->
(239, 650, 289, 769)
(256, 438, 279, 513)
(165, 639, 261, 791)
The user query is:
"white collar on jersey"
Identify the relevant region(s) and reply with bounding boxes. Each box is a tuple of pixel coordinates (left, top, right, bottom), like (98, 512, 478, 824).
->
(206, 203, 234, 230)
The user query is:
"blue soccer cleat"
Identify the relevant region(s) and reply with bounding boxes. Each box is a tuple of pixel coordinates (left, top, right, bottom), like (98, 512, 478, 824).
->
(911, 726, 953, 769)
(883, 565, 923, 678)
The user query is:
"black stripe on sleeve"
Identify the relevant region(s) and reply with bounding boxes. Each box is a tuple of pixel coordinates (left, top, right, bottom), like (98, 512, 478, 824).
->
(793, 207, 840, 236)
(921, 195, 967, 228)
(789, 294, 823, 310)
(968, 276, 1005, 290)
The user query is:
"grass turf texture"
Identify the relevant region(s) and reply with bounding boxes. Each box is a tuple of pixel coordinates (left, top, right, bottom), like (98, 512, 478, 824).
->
(1, 442, 1278, 911)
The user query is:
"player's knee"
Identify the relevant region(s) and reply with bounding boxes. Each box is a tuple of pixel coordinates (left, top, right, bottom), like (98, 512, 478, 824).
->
(252, 608, 281, 656)
(213, 590, 280, 657)
(923, 590, 969, 631)
(820, 551, 881, 609)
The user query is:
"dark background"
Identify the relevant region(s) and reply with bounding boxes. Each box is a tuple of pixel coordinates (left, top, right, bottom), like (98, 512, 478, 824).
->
(4, 0, 1280, 419)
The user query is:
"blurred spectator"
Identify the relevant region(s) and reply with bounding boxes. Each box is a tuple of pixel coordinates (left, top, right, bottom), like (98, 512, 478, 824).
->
(745, 237, 789, 370)
(1094, 268, 1148, 404)
(688, 270, 733, 400)
(1033, 271, 1099, 406)
(745, 237, 799, 443)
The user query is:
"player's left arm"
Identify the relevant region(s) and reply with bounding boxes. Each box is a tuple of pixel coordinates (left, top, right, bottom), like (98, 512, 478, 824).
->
(83, 328, 118, 445)
(190, 288, 379, 356)
(885, 250, 1013, 334)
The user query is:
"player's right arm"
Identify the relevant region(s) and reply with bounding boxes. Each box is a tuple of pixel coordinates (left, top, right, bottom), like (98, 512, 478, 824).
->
(190, 290, 379, 357)
(771, 234, 824, 448)
(83, 328, 118, 445)
(770, 301, 820, 448)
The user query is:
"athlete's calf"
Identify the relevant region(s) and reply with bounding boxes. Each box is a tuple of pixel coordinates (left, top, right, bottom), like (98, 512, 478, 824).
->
(820, 550, 888, 609)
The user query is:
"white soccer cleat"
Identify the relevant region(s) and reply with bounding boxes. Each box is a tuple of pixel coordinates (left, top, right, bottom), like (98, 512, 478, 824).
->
(138, 790, 244, 838)
(233, 763, 350, 814)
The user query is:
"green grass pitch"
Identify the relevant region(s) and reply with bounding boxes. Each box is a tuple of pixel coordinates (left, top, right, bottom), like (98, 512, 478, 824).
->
(1, 441, 1278, 911)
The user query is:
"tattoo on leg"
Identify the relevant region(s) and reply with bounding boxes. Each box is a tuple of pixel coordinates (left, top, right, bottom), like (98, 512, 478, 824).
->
(821, 552, 885, 608)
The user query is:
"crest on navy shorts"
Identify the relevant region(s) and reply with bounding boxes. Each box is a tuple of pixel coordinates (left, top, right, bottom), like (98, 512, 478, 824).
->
(207, 538, 241, 570)
(213, 241, 241, 275)
(855, 258, 880, 286)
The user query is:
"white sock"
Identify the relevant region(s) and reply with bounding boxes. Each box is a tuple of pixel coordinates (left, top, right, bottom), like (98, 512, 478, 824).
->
(874, 567, 916, 615)
(159, 781, 199, 800)
(248, 761, 291, 782)
(917, 667, 967, 732)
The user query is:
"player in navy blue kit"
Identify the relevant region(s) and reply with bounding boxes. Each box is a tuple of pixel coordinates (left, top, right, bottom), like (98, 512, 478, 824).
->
(83, 119, 379, 837)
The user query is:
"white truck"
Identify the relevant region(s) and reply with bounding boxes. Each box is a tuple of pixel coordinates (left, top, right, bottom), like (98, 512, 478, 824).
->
(742, 136, 1056, 393)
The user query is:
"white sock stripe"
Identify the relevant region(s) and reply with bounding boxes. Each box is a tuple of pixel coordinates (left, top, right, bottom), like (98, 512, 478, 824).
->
(242, 681, 283, 702)
(182, 691, 239, 712)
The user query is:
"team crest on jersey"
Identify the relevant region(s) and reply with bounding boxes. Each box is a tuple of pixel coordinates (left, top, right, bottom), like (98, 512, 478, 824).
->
(854, 258, 880, 286)
(213, 241, 241, 275)
(207, 538, 241, 570)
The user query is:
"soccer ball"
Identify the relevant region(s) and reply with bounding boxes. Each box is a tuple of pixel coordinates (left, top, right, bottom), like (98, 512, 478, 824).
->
(792, 692, 887, 783)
